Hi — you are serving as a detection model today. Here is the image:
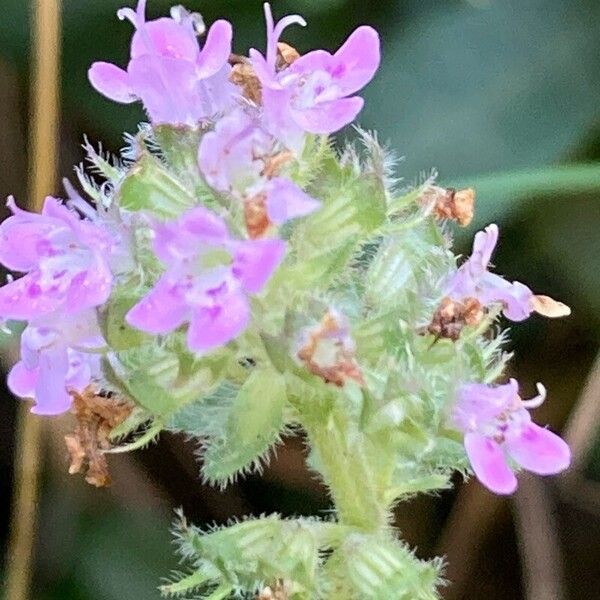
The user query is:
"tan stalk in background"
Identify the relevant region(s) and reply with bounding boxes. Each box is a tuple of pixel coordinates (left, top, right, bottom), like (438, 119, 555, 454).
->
(5, 1, 62, 599)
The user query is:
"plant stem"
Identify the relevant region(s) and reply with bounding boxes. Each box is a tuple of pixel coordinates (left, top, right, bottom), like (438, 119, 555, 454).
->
(5, 2, 62, 599)
(303, 407, 389, 532)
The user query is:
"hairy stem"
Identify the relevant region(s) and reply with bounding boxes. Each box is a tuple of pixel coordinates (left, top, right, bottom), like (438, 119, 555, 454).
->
(303, 406, 389, 532)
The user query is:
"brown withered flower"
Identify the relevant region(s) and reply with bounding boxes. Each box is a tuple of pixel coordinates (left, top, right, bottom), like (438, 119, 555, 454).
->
(297, 310, 365, 387)
(64, 387, 134, 487)
(420, 186, 475, 227)
(229, 55, 263, 104)
(243, 150, 294, 238)
(244, 193, 271, 240)
(428, 296, 484, 341)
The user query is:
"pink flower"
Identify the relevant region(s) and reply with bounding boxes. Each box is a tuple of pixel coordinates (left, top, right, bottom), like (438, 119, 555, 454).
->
(126, 206, 286, 353)
(198, 108, 321, 228)
(0, 197, 113, 321)
(451, 379, 570, 494)
(250, 3, 380, 149)
(8, 310, 103, 415)
(445, 224, 535, 321)
(88, 0, 234, 125)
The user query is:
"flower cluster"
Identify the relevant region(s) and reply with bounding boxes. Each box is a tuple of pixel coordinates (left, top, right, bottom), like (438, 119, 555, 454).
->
(0, 2, 576, 596)
(0, 197, 113, 414)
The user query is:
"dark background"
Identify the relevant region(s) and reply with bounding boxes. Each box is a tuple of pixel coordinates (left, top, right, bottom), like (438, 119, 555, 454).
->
(0, 1, 599, 598)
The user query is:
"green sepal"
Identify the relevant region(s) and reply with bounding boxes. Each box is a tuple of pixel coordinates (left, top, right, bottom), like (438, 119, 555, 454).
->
(335, 534, 442, 600)
(107, 343, 215, 417)
(99, 287, 152, 351)
(119, 152, 196, 218)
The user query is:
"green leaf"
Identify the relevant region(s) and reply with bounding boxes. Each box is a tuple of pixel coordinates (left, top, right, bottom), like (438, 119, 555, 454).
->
(450, 163, 600, 237)
(170, 515, 322, 596)
(201, 369, 288, 485)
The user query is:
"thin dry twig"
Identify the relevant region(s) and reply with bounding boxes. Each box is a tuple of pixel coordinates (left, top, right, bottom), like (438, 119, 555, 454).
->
(513, 476, 566, 600)
(5, 2, 62, 599)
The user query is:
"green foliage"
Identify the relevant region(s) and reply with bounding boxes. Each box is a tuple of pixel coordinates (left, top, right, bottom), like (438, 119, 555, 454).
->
(196, 370, 287, 485)
(119, 152, 196, 218)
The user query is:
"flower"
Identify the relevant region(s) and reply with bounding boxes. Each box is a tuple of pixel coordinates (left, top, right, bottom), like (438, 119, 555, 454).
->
(445, 224, 570, 321)
(297, 309, 364, 387)
(88, 0, 234, 126)
(451, 379, 570, 494)
(126, 206, 286, 353)
(198, 108, 321, 237)
(250, 3, 380, 149)
(0, 196, 113, 321)
(8, 310, 104, 415)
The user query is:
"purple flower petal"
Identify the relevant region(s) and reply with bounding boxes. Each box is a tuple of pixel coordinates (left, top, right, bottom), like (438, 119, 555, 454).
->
(196, 20, 233, 78)
(330, 26, 380, 96)
(464, 432, 518, 495)
(88, 62, 135, 104)
(470, 224, 499, 272)
(126, 276, 189, 335)
(31, 346, 73, 416)
(65, 256, 113, 312)
(187, 291, 250, 353)
(506, 423, 571, 476)
(0, 274, 63, 320)
(266, 178, 321, 225)
(0, 199, 60, 271)
(291, 97, 364, 134)
(131, 17, 199, 61)
(452, 380, 518, 431)
(128, 55, 198, 125)
(7, 361, 38, 399)
(232, 239, 286, 294)
(153, 207, 230, 266)
(491, 279, 534, 322)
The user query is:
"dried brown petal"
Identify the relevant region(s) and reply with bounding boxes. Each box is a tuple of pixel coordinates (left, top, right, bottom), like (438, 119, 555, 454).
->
(421, 186, 475, 227)
(428, 296, 484, 341)
(229, 61, 262, 104)
(262, 150, 294, 179)
(298, 310, 365, 387)
(276, 43, 300, 70)
(531, 294, 571, 318)
(244, 193, 271, 239)
(65, 387, 134, 488)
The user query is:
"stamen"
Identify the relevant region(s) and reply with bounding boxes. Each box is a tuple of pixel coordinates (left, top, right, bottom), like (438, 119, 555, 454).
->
(263, 3, 306, 71)
(521, 382, 547, 409)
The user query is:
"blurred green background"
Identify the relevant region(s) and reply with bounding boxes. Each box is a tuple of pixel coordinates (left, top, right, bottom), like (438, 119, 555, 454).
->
(0, 1, 598, 599)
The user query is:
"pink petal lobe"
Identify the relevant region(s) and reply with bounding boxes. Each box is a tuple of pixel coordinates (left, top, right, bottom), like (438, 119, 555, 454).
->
(0, 275, 62, 320)
(8, 361, 38, 399)
(131, 18, 199, 61)
(126, 277, 189, 335)
(232, 239, 286, 294)
(331, 26, 381, 95)
(266, 178, 321, 225)
(187, 292, 250, 353)
(196, 20, 233, 78)
(464, 432, 518, 495)
(88, 62, 135, 103)
(505, 423, 571, 475)
(292, 97, 364, 134)
(31, 347, 73, 416)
